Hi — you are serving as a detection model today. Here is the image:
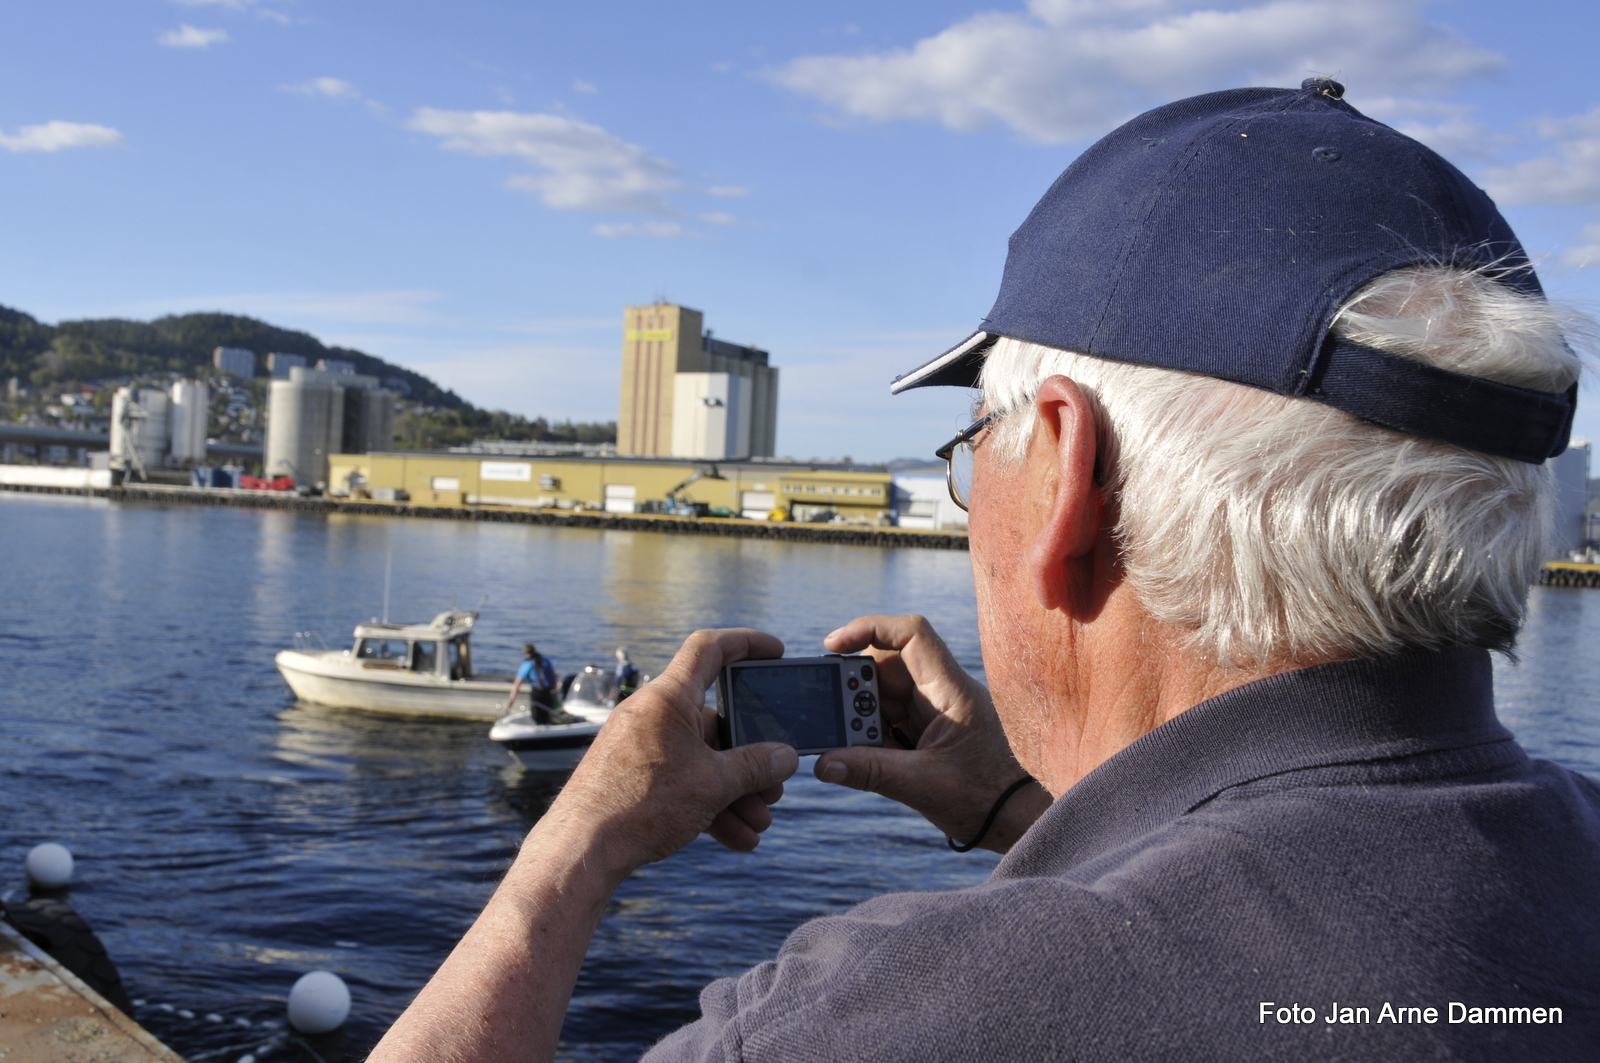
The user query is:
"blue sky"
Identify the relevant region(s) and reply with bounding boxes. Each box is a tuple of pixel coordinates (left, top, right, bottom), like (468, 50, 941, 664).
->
(4, 0, 1600, 461)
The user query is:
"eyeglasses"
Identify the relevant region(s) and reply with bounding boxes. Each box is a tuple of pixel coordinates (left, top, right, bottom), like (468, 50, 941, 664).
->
(934, 412, 993, 511)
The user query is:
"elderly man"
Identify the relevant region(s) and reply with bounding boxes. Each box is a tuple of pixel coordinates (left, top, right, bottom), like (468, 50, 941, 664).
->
(372, 82, 1599, 1060)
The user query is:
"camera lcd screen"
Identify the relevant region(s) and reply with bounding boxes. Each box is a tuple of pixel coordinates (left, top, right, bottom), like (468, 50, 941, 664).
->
(730, 664, 842, 750)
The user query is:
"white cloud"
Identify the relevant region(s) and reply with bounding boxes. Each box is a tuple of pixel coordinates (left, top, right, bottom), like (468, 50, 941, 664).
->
(1561, 224, 1600, 269)
(769, 0, 1503, 144)
(1485, 107, 1600, 208)
(593, 221, 686, 238)
(1355, 96, 1508, 163)
(699, 212, 737, 225)
(158, 24, 230, 48)
(573, 80, 598, 94)
(173, 0, 288, 19)
(285, 77, 361, 100)
(0, 121, 124, 153)
(708, 185, 749, 197)
(410, 107, 681, 214)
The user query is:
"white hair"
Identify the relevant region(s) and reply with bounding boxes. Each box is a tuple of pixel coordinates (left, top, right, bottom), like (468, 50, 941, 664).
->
(979, 266, 1589, 668)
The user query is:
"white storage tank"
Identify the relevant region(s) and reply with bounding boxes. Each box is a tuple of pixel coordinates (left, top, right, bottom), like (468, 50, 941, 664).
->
(168, 379, 210, 465)
(266, 379, 343, 486)
(110, 387, 172, 474)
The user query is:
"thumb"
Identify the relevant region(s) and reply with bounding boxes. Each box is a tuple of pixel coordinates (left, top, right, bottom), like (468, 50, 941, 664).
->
(722, 742, 799, 799)
(813, 746, 921, 801)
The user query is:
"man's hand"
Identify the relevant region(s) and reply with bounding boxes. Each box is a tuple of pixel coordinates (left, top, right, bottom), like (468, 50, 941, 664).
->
(370, 627, 799, 1063)
(550, 627, 800, 874)
(814, 615, 1048, 853)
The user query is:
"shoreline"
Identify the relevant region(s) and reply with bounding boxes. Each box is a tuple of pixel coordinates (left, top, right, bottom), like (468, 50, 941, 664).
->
(0, 481, 971, 550)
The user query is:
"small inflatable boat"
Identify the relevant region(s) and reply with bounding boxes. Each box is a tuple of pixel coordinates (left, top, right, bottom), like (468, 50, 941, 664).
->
(489, 665, 618, 771)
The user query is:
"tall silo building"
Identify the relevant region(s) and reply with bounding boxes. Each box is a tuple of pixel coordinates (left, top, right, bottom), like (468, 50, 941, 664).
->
(617, 303, 778, 459)
(168, 379, 210, 465)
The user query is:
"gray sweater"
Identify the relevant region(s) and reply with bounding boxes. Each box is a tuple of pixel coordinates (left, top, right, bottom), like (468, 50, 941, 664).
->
(643, 648, 1600, 1061)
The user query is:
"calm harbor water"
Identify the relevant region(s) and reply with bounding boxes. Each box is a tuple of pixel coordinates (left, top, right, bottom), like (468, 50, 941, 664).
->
(2, 493, 1598, 1061)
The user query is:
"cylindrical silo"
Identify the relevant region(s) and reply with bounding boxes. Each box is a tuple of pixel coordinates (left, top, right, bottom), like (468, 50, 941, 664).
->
(365, 389, 396, 452)
(267, 379, 338, 486)
(111, 387, 171, 472)
(168, 380, 209, 465)
(109, 387, 134, 467)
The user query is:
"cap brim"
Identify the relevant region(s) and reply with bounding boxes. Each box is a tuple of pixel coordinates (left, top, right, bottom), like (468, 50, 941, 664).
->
(889, 331, 998, 394)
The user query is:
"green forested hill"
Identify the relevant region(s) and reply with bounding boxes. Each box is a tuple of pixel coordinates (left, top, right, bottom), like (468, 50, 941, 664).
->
(1, 301, 616, 447)
(0, 305, 54, 384)
(1, 303, 463, 408)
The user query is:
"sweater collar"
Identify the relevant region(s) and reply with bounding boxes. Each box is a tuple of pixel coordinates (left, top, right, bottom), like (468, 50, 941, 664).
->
(994, 647, 1514, 879)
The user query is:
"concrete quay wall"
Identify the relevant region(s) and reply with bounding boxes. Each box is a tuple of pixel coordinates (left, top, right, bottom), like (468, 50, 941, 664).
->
(0, 921, 185, 1063)
(0, 480, 971, 551)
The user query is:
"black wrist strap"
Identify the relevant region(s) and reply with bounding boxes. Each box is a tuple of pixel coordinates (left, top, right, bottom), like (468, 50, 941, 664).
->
(948, 775, 1035, 853)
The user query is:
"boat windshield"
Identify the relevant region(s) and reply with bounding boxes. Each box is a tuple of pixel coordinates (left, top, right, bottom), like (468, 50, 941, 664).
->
(566, 668, 617, 706)
(357, 638, 408, 661)
(411, 641, 439, 673)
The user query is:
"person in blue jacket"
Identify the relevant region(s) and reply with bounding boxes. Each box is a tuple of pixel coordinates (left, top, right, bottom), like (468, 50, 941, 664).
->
(614, 647, 640, 700)
(505, 643, 557, 724)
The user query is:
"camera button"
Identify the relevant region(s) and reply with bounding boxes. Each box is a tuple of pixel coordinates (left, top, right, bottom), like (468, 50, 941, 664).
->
(847, 676, 859, 690)
(853, 691, 877, 715)
(851, 717, 863, 731)
(860, 663, 874, 682)
(866, 726, 879, 741)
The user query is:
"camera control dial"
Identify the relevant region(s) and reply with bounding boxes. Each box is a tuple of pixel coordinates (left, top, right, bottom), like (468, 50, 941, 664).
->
(853, 690, 877, 716)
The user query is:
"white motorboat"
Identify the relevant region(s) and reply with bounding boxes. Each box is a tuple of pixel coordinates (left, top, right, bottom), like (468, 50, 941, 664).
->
(274, 608, 532, 720)
(489, 665, 619, 771)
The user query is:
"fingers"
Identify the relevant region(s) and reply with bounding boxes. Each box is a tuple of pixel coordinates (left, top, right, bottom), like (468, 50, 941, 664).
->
(812, 745, 922, 800)
(825, 615, 977, 720)
(824, 614, 936, 655)
(824, 615, 959, 691)
(661, 628, 785, 704)
(707, 807, 761, 852)
(708, 792, 777, 852)
(723, 742, 798, 798)
(704, 745, 793, 851)
(726, 792, 773, 833)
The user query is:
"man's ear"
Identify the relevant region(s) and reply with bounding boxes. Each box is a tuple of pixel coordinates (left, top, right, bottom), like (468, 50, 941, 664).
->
(1028, 375, 1101, 612)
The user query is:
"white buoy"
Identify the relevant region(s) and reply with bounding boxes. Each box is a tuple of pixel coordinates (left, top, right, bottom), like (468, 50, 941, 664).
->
(25, 843, 73, 888)
(287, 971, 350, 1034)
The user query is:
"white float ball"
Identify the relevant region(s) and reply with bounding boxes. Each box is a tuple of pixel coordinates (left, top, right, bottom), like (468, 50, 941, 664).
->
(287, 971, 350, 1034)
(25, 843, 73, 888)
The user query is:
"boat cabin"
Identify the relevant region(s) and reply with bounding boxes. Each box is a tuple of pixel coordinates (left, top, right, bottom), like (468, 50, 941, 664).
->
(351, 609, 478, 680)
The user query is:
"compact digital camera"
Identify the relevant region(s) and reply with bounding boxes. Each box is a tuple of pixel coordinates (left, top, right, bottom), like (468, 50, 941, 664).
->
(716, 655, 884, 755)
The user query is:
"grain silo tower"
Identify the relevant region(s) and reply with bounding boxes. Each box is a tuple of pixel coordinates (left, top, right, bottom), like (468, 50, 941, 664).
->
(168, 379, 210, 466)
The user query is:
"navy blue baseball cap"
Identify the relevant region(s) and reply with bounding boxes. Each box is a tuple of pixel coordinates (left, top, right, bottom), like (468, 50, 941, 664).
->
(892, 80, 1576, 464)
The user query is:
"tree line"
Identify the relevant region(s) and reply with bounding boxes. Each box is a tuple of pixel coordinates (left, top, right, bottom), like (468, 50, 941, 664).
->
(0, 302, 615, 446)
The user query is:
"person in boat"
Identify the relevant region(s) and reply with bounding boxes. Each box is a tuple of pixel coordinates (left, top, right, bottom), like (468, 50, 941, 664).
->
(506, 643, 558, 724)
(614, 647, 640, 700)
(371, 83, 1600, 1061)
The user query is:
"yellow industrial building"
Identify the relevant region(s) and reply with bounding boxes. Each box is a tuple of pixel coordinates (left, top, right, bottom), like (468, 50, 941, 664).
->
(321, 302, 894, 522)
(330, 451, 894, 524)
